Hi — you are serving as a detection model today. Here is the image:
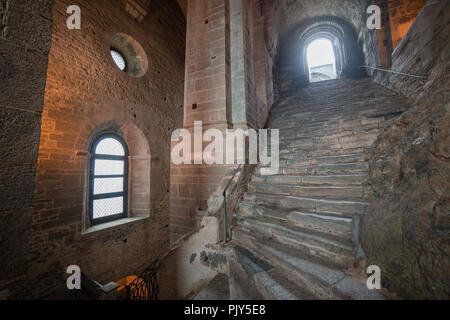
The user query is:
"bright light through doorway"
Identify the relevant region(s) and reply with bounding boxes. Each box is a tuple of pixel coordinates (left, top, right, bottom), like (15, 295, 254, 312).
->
(307, 39, 337, 83)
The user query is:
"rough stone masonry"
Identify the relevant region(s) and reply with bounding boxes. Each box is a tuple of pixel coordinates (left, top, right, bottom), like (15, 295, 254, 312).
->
(0, 0, 448, 300)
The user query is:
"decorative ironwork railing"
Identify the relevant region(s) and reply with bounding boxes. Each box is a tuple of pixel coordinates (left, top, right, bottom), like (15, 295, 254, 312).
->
(126, 260, 160, 300)
(71, 272, 102, 300)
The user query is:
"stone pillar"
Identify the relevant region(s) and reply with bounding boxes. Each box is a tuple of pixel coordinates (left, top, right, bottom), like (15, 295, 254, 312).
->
(170, 0, 233, 243)
(230, 0, 257, 129)
(183, 0, 231, 131)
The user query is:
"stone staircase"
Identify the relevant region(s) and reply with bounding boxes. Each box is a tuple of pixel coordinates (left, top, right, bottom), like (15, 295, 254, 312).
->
(229, 78, 411, 300)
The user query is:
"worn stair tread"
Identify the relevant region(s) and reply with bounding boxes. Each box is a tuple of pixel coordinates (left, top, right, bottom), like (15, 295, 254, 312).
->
(244, 192, 369, 216)
(256, 164, 370, 177)
(248, 182, 364, 201)
(233, 245, 318, 300)
(233, 245, 274, 275)
(233, 228, 348, 292)
(239, 200, 354, 224)
(255, 269, 319, 300)
(257, 161, 369, 172)
(252, 174, 366, 186)
(237, 215, 355, 265)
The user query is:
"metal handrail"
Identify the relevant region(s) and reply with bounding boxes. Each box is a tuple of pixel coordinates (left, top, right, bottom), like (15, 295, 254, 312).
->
(360, 65, 427, 80)
(222, 164, 243, 243)
(126, 259, 160, 300)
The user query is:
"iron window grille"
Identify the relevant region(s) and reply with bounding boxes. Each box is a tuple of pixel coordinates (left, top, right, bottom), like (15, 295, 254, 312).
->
(89, 134, 129, 225)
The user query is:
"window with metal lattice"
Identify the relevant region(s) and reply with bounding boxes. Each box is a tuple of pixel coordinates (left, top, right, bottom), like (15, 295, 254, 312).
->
(110, 48, 127, 72)
(89, 134, 129, 225)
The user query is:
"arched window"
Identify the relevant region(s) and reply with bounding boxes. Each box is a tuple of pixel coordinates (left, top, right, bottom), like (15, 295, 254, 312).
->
(89, 134, 129, 225)
(306, 38, 337, 83)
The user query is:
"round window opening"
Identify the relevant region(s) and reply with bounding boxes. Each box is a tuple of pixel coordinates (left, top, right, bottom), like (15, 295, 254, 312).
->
(109, 33, 148, 78)
(110, 48, 127, 71)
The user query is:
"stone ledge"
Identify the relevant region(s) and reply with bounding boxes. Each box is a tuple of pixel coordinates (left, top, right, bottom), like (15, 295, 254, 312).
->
(81, 216, 148, 235)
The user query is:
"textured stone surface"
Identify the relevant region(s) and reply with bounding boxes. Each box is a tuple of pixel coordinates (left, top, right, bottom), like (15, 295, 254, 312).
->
(1, 0, 186, 299)
(361, 0, 450, 299)
(361, 1, 450, 299)
(1, 0, 448, 301)
(170, 0, 275, 243)
(229, 77, 410, 300)
(0, 0, 54, 299)
(194, 273, 230, 300)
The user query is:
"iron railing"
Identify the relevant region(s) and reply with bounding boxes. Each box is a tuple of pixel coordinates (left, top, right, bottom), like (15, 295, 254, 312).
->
(71, 272, 102, 300)
(126, 260, 160, 300)
(222, 164, 243, 243)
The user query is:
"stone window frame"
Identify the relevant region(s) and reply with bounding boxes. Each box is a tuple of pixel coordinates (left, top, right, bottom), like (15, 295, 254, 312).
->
(88, 133, 130, 226)
(82, 121, 151, 233)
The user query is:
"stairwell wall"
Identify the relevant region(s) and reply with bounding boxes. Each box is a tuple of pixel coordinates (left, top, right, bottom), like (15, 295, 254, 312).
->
(361, 0, 449, 299)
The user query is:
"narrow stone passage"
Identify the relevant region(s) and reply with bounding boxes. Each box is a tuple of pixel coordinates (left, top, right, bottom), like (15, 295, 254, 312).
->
(229, 78, 411, 300)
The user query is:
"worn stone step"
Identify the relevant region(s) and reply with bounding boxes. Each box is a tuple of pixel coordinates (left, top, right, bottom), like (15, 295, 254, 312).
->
(194, 273, 230, 300)
(238, 201, 354, 239)
(248, 182, 364, 201)
(244, 192, 369, 216)
(255, 269, 318, 300)
(232, 228, 346, 299)
(278, 126, 382, 143)
(278, 134, 379, 152)
(270, 109, 403, 130)
(270, 100, 407, 123)
(252, 174, 366, 186)
(232, 245, 317, 300)
(232, 229, 386, 300)
(256, 162, 369, 176)
(307, 147, 369, 158)
(237, 216, 355, 266)
(271, 89, 408, 114)
(284, 153, 367, 167)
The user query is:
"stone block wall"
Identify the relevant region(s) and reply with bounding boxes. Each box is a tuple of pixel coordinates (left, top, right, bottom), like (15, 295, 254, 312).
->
(0, 0, 54, 299)
(361, 0, 450, 299)
(7, 0, 186, 299)
(252, 1, 274, 128)
(170, 0, 272, 243)
(170, 0, 233, 243)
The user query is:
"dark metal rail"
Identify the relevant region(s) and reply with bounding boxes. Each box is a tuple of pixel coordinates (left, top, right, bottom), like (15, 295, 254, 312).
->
(360, 65, 427, 80)
(222, 164, 243, 243)
(126, 260, 160, 300)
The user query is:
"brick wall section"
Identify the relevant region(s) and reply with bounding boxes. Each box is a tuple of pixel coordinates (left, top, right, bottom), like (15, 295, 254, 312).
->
(0, 0, 54, 299)
(183, 0, 231, 129)
(21, 0, 186, 299)
(230, 0, 258, 129)
(170, 0, 232, 243)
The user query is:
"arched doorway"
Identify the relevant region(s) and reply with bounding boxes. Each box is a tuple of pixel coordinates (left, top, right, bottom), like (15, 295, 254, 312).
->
(274, 16, 365, 92)
(306, 38, 337, 82)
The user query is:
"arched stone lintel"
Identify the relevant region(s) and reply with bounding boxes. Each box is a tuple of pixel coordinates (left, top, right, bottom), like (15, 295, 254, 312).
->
(274, 16, 366, 92)
(82, 120, 152, 231)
